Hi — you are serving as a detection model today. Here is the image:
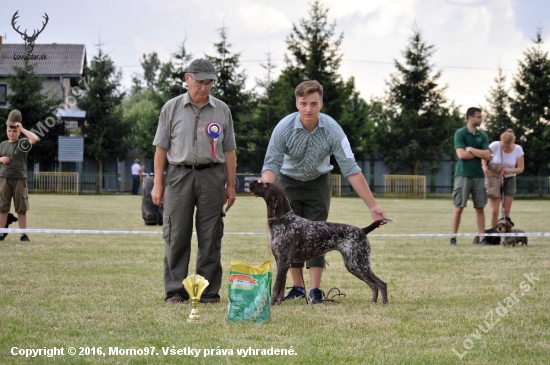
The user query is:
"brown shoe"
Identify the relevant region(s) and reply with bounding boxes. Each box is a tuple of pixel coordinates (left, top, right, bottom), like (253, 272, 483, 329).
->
(166, 298, 184, 304)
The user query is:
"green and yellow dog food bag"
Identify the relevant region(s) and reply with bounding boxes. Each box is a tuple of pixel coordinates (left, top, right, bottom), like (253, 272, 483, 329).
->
(227, 260, 272, 323)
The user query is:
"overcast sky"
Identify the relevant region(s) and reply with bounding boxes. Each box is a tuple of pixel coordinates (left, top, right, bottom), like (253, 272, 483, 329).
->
(2, 0, 549, 112)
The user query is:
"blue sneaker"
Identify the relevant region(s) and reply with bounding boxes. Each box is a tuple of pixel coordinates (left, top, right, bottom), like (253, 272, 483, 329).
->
(309, 288, 325, 305)
(284, 286, 305, 301)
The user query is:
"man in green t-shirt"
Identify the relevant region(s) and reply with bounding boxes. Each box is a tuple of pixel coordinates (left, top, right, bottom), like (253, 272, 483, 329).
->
(450, 107, 492, 245)
(0, 110, 39, 241)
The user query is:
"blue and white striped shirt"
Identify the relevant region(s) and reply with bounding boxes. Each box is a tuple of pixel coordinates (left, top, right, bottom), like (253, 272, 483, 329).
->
(262, 112, 361, 181)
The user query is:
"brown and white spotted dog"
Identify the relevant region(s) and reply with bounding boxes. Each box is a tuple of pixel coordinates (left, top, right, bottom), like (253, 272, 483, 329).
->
(495, 218, 528, 247)
(249, 180, 388, 306)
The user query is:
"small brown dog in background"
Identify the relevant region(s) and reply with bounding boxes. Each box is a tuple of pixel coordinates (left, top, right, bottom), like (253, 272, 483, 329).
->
(495, 218, 528, 247)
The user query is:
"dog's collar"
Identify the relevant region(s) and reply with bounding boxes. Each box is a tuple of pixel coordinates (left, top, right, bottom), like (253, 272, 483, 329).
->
(267, 212, 293, 222)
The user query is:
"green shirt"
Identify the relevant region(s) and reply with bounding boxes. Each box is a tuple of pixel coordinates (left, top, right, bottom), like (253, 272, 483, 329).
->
(0, 139, 29, 179)
(453, 126, 489, 178)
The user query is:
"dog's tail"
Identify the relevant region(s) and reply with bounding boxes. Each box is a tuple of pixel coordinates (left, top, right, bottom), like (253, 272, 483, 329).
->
(362, 219, 387, 235)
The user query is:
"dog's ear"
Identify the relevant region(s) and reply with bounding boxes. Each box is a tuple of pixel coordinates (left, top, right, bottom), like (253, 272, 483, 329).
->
(502, 216, 515, 226)
(272, 195, 279, 217)
(274, 195, 286, 219)
(267, 189, 285, 219)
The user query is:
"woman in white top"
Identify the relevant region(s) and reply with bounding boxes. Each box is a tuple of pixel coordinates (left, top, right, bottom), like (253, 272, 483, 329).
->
(483, 129, 524, 228)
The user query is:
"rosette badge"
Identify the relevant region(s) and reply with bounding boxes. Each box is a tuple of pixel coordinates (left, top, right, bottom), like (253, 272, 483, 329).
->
(206, 122, 221, 158)
(182, 274, 209, 323)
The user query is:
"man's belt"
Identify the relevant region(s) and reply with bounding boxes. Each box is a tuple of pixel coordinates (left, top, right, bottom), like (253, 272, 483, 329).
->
(183, 163, 221, 170)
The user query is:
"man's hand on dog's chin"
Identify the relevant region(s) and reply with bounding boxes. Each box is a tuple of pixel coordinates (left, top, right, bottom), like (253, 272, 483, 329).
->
(260, 170, 276, 184)
(151, 184, 164, 206)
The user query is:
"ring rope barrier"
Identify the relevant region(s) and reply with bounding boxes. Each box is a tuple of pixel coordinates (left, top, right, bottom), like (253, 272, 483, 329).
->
(0, 228, 548, 238)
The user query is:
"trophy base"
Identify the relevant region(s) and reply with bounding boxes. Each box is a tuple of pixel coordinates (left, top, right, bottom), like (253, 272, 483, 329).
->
(187, 307, 201, 323)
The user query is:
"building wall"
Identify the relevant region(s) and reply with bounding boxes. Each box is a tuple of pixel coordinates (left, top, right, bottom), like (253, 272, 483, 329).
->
(0, 76, 66, 109)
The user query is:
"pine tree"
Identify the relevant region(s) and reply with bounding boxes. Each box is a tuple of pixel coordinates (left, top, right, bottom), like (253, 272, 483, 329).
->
(249, 50, 281, 171)
(510, 29, 550, 178)
(77, 44, 130, 192)
(128, 52, 161, 96)
(141, 52, 161, 90)
(157, 42, 191, 100)
(129, 72, 144, 95)
(206, 26, 255, 171)
(483, 68, 513, 141)
(273, 0, 373, 160)
(279, 0, 346, 118)
(378, 27, 462, 175)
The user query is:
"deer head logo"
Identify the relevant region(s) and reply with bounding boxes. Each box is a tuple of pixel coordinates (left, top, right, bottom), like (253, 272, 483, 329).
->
(11, 11, 49, 54)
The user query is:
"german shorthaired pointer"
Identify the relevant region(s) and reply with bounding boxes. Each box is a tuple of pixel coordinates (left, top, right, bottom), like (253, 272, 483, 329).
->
(249, 180, 388, 306)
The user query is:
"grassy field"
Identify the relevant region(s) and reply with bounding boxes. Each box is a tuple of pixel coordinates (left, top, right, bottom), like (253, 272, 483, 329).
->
(1, 194, 548, 364)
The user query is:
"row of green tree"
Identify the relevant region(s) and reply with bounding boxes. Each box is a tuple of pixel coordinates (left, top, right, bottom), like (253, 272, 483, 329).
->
(124, 1, 550, 177)
(2, 1, 549, 177)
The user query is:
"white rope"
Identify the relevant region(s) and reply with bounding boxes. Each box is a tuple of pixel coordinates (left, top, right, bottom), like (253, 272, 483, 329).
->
(369, 232, 549, 237)
(0, 228, 548, 238)
(0, 228, 162, 235)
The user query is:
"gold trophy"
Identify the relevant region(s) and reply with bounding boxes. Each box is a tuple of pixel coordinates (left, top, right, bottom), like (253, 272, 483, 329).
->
(182, 274, 209, 323)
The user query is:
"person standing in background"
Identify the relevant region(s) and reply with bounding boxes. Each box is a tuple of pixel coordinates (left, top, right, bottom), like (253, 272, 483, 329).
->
(483, 128, 524, 228)
(131, 159, 141, 195)
(450, 107, 492, 245)
(0, 110, 39, 241)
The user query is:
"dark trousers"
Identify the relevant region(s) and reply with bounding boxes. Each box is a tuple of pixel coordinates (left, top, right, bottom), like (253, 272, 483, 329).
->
(163, 164, 226, 302)
(132, 175, 140, 195)
(278, 173, 332, 268)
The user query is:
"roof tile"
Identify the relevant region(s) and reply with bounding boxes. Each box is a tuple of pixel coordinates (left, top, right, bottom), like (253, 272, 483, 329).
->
(0, 43, 86, 77)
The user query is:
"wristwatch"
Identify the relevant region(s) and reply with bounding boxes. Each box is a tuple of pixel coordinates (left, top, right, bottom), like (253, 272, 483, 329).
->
(466, 147, 471, 153)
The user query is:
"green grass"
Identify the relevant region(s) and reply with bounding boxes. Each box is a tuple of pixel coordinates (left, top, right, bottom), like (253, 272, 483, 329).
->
(1, 194, 548, 364)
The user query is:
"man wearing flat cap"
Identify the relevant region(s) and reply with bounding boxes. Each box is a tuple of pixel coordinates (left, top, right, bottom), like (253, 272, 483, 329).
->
(0, 109, 39, 241)
(152, 58, 237, 304)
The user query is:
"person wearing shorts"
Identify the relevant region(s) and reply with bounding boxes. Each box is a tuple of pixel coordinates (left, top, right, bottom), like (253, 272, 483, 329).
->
(450, 107, 492, 245)
(0, 110, 39, 241)
(483, 129, 524, 228)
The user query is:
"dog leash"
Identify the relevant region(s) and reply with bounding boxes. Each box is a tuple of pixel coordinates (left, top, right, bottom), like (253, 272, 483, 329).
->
(321, 288, 347, 303)
(501, 173, 506, 220)
(500, 143, 507, 221)
(296, 267, 347, 305)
